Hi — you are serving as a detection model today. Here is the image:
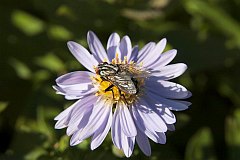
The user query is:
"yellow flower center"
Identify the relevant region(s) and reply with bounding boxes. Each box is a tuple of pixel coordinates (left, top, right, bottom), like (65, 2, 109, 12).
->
(92, 54, 147, 105)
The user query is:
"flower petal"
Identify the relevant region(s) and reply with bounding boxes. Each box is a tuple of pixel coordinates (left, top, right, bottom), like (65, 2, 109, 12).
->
(142, 95, 176, 124)
(54, 104, 74, 129)
(66, 95, 98, 136)
(87, 31, 109, 63)
(119, 101, 137, 137)
(119, 36, 132, 60)
(157, 107, 176, 124)
(107, 32, 120, 61)
(156, 132, 166, 144)
(167, 124, 175, 131)
(122, 136, 135, 158)
(137, 42, 155, 63)
(76, 98, 111, 141)
(67, 105, 92, 136)
(136, 129, 151, 156)
(147, 91, 191, 111)
(90, 102, 112, 150)
(142, 38, 167, 67)
(131, 105, 166, 144)
(145, 79, 191, 99)
(56, 71, 94, 86)
(136, 98, 167, 132)
(150, 63, 188, 80)
(70, 109, 93, 146)
(128, 45, 138, 62)
(53, 71, 97, 99)
(53, 85, 97, 100)
(67, 41, 98, 73)
(148, 49, 177, 69)
(111, 105, 122, 149)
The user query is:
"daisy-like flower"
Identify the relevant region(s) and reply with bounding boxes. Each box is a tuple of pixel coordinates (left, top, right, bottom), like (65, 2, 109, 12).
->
(53, 31, 191, 157)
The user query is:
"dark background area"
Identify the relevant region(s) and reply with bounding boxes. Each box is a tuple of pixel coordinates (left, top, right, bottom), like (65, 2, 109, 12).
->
(0, 0, 240, 159)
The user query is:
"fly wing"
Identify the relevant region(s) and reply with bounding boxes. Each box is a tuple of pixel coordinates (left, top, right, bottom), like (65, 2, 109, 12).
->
(107, 74, 137, 95)
(132, 71, 160, 78)
(119, 64, 161, 78)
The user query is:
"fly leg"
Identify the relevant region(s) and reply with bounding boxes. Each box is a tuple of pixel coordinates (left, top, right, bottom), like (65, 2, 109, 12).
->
(119, 90, 129, 105)
(105, 84, 115, 99)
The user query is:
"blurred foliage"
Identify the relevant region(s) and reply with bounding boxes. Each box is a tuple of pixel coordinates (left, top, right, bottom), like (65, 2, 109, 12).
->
(0, 0, 240, 159)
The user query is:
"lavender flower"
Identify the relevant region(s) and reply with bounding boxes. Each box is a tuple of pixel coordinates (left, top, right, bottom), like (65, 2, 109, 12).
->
(53, 31, 191, 157)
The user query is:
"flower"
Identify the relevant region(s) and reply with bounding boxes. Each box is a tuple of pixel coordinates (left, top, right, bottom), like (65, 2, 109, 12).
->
(53, 31, 191, 157)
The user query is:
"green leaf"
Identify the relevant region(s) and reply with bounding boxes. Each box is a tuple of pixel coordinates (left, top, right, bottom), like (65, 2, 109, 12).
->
(11, 10, 45, 36)
(35, 53, 65, 72)
(57, 135, 69, 152)
(185, 127, 217, 160)
(226, 109, 240, 145)
(9, 58, 32, 79)
(225, 109, 240, 159)
(184, 0, 240, 48)
(24, 147, 47, 160)
(48, 25, 73, 40)
(0, 102, 8, 113)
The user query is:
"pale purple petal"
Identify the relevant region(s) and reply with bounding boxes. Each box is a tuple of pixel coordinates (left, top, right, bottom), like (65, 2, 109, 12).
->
(66, 105, 92, 136)
(76, 98, 111, 141)
(56, 71, 94, 87)
(145, 79, 191, 99)
(53, 85, 96, 100)
(128, 45, 139, 62)
(70, 134, 83, 146)
(147, 49, 177, 69)
(118, 101, 137, 137)
(137, 42, 155, 63)
(131, 104, 149, 133)
(147, 91, 190, 111)
(87, 31, 109, 63)
(157, 107, 176, 124)
(121, 134, 135, 157)
(142, 38, 167, 67)
(70, 109, 93, 146)
(55, 117, 70, 129)
(150, 63, 188, 80)
(64, 95, 83, 100)
(54, 101, 75, 121)
(54, 71, 97, 98)
(156, 132, 166, 144)
(69, 97, 108, 146)
(111, 104, 122, 149)
(136, 98, 167, 132)
(131, 105, 166, 143)
(54, 99, 80, 129)
(107, 32, 120, 61)
(119, 36, 132, 60)
(90, 103, 112, 150)
(66, 95, 98, 136)
(136, 129, 151, 156)
(67, 41, 98, 73)
(142, 95, 176, 124)
(167, 124, 175, 131)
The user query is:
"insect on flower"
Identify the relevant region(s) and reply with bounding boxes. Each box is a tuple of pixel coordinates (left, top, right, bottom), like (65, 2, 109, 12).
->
(96, 62, 139, 101)
(53, 31, 192, 157)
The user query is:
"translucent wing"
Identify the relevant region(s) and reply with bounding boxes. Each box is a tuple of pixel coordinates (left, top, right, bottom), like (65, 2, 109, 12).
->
(119, 64, 160, 78)
(107, 74, 137, 95)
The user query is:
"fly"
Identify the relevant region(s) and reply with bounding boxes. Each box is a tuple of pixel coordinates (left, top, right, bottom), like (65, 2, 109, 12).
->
(96, 62, 139, 96)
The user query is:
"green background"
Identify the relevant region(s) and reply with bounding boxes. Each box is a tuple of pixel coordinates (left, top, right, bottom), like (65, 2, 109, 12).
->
(1, 0, 240, 159)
